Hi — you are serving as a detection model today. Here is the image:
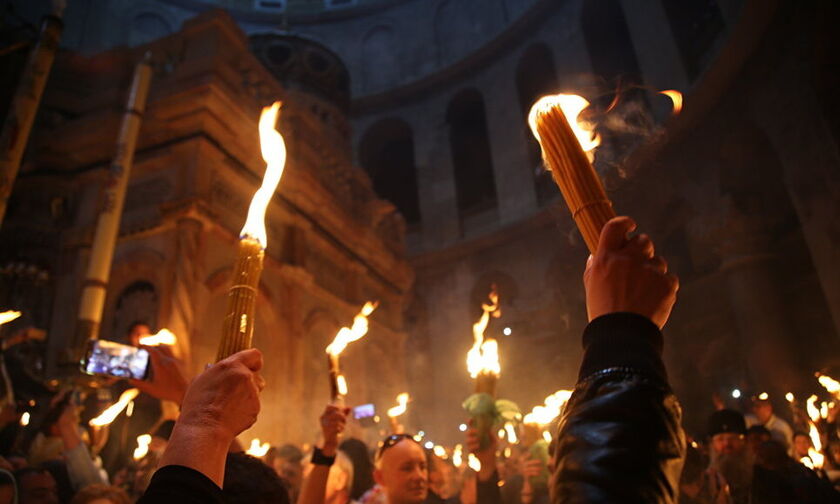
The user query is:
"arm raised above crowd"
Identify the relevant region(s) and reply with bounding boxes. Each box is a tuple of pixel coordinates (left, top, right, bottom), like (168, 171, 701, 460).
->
(297, 404, 349, 504)
(138, 348, 264, 503)
(551, 217, 685, 504)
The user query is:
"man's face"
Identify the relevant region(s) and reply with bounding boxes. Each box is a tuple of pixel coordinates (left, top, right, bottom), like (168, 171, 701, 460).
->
(793, 434, 811, 458)
(712, 432, 745, 456)
(18, 471, 58, 504)
(128, 324, 151, 346)
(375, 440, 428, 504)
(752, 402, 772, 424)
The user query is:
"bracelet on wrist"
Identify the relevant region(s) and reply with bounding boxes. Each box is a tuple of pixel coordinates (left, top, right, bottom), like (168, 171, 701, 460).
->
(312, 446, 336, 466)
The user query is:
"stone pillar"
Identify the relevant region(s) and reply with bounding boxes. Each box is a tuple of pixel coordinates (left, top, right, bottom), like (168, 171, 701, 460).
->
(483, 65, 538, 225)
(751, 62, 840, 337)
(411, 107, 461, 249)
(165, 217, 204, 369)
(716, 211, 801, 394)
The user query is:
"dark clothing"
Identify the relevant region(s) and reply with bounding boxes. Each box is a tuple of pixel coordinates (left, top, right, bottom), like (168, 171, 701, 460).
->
(137, 464, 223, 504)
(551, 313, 686, 504)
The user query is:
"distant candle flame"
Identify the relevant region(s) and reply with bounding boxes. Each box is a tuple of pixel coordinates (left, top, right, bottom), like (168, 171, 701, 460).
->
(138, 328, 176, 346)
(241, 102, 287, 248)
(336, 375, 348, 396)
(542, 431, 553, 442)
(326, 302, 378, 356)
(247, 438, 271, 457)
(528, 94, 601, 162)
(804, 421, 824, 469)
(20, 412, 30, 426)
(90, 388, 140, 426)
(0, 311, 21, 326)
(133, 434, 152, 460)
(387, 393, 410, 418)
(452, 444, 463, 467)
(786, 392, 795, 403)
(659, 90, 683, 115)
(467, 453, 482, 472)
(817, 373, 840, 398)
(523, 390, 573, 426)
(466, 287, 501, 378)
(504, 422, 518, 444)
(806, 395, 820, 423)
(758, 392, 769, 401)
(433, 445, 446, 458)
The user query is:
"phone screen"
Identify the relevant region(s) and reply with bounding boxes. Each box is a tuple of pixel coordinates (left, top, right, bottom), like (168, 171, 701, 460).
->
(82, 340, 150, 380)
(353, 404, 376, 427)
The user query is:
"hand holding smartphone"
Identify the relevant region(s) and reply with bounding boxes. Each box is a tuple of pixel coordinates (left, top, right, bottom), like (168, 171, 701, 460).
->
(81, 340, 150, 380)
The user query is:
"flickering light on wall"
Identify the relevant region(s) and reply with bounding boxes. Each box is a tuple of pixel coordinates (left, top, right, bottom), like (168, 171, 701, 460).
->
(731, 389, 741, 399)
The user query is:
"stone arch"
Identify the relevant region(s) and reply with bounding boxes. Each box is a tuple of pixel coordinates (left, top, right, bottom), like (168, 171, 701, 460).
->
(581, 0, 643, 91)
(446, 88, 498, 219)
(358, 118, 420, 227)
(361, 25, 400, 92)
(515, 42, 561, 206)
(660, 0, 725, 79)
(111, 281, 158, 344)
(102, 247, 165, 341)
(434, 0, 505, 65)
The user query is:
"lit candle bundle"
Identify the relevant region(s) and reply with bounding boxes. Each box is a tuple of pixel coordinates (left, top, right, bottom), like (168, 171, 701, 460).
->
(217, 102, 286, 361)
(467, 286, 502, 395)
(528, 95, 613, 253)
(89, 388, 139, 427)
(387, 392, 410, 434)
(138, 328, 176, 346)
(325, 301, 378, 404)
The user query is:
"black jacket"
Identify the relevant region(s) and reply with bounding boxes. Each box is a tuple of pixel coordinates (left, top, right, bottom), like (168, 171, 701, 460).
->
(551, 313, 686, 504)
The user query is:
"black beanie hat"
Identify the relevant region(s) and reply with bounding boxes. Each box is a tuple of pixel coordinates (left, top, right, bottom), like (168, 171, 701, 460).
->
(707, 409, 747, 437)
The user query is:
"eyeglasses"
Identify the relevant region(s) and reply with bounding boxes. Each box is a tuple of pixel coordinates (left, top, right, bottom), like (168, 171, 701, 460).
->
(376, 433, 419, 462)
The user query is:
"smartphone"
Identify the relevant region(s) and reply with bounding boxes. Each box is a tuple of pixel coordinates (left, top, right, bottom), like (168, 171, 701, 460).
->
(353, 403, 377, 427)
(81, 339, 150, 380)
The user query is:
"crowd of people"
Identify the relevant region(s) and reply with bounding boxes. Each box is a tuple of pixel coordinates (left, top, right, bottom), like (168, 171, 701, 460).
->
(0, 216, 838, 503)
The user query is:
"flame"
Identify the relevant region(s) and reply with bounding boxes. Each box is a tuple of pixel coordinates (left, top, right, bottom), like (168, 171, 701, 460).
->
(387, 393, 410, 418)
(133, 434, 152, 460)
(785, 392, 795, 403)
(467, 453, 482, 472)
(659, 90, 683, 115)
(247, 438, 271, 457)
(336, 375, 348, 396)
(821, 402, 829, 419)
(806, 395, 820, 422)
(433, 445, 446, 458)
(528, 94, 601, 162)
(805, 421, 824, 469)
(20, 412, 30, 426)
(0, 310, 21, 326)
(757, 392, 769, 401)
(138, 328, 177, 346)
(542, 431, 553, 442)
(523, 390, 573, 426)
(817, 374, 840, 398)
(452, 444, 463, 467)
(504, 422, 518, 444)
(90, 388, 140, 426)
(326, 302, 378, 356)
(241, 102, 287, 247)
(466, 288, 502, 378)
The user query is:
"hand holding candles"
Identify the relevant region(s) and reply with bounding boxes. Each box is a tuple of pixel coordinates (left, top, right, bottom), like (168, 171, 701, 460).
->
(325, 301, 378, 403)
(217, 102, 287, 361)
(528, 94, 614, 253)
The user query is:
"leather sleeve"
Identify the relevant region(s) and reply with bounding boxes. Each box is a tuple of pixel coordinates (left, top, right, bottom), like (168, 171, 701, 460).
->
(551, 313, 686, 504)
(137, 464, 225, 504)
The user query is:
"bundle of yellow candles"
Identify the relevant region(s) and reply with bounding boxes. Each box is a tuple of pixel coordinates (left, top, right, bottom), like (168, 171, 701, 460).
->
(217, 102, 286, 361)
(528, 94, 614, 253)
(325, 301, 378, 403)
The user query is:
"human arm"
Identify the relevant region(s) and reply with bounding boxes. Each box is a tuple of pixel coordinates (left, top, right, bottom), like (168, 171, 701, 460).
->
(56, 402, 108, 489)
(297, 404, 349, 504)
(128, 346, 189, 404)
(466, 424, 502, 504)
(137, 348, 263, 502)
(551, 217, 685, 504)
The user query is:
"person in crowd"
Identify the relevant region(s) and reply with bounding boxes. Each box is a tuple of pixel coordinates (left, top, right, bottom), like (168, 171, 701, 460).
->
(745, 425, 772, 456)
(678, 444, 730, 504)
(745, 396, 793, 450)
(221, 452, 289, 504)
(68, 483, 130, 504)
(339, 438, 376, 501)
(550, 216, 683, 503)
(791, 431, 812, 460)
(297, 404, 353, 504)
(15, 467, 58, 504)
(707, 409, 752, 504)
(266, 444, 304, 502)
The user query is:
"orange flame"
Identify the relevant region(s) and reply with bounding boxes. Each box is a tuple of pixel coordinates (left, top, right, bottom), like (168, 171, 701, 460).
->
(659, 90, 683, 115)
(387, 393, 410, 418)
(528, 94, 601, 162)
(523, 389, 574, 426)
(90, 388, 139, 426)
(817, 373, 840, 399)
(466, 288, 501, 378)
(241, 102, 287, 248)
(138, 328, 177, 346)
(246, 438, 271, 457)
(336, 374, 348, 396)
(133, 434, 152, 460)
(0, 311, 21, 326)
(325, 302, 378, 356)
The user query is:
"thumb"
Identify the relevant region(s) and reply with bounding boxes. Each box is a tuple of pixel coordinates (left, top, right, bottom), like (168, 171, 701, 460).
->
(596, 216, 636, 256)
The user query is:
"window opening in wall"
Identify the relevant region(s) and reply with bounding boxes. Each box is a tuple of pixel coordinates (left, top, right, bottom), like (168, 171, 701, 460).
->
(515, 43, 560, 207)
(661, 0, 725, 80)
(254, 0, 285, 12)
(581, 0, 644, 93)
(359, 119, 421, 229)
(447, 89, 498, 220)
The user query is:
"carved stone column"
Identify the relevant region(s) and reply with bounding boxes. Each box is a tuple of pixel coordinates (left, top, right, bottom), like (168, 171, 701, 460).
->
(165, 217, 204, 368)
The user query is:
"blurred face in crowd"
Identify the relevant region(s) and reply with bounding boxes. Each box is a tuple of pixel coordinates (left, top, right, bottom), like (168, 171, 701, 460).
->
(746, 430, 771, 455)
(793, 434, 812, 459)
(752, 402, 773, 424)
(18, 470, 58, 504)
(375, 439, 428, 504)
(128, 323, 151, 347)
(711, 432, 745, 456)
(273, 457, 303, 495)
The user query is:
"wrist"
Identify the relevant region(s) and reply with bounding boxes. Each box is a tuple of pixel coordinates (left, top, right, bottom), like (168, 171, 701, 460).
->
(320, 442, 337, 457)
(312, 446, 336, 466)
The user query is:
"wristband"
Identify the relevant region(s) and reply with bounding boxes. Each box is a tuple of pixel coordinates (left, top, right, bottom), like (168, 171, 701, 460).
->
(312, 446, 336, 466)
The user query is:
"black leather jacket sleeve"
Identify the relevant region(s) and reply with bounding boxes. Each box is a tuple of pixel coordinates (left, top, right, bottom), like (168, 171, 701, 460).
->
(137, 465, 225, 504)
(551, 313, 686, 504)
